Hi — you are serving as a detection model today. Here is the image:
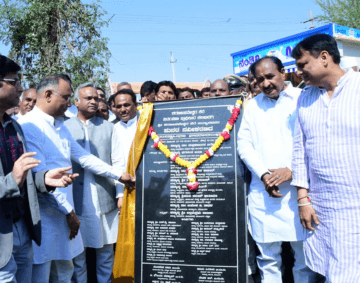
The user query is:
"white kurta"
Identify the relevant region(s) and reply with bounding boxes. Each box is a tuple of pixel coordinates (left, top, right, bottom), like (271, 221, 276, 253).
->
(18, 107, 122, 264)
(113, 116, 137, 167)
(77, 120, 120, 248)
(237, 84, 306, 243)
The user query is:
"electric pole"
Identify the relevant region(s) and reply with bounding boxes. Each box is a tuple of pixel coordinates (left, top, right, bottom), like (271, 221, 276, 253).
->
(309, 9, 314, 29)
(170, 52, 177, 82)
(303, 9, 316, 29)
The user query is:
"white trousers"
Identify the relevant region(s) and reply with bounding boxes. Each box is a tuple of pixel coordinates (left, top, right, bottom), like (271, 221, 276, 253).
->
(32, 259, 74, 283)
(256, 241, 316, 283)
(72, 244, 114, 283)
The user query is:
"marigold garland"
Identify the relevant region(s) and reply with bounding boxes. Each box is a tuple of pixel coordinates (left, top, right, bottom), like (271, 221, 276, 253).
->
(148, 99, 242, 191)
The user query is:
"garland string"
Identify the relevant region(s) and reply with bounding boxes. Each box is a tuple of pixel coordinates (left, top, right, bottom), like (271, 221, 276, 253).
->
(148, 100, 242, 191)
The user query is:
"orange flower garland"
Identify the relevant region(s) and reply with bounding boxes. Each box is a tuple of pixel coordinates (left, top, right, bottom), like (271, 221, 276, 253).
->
(148, 99, 242, 191)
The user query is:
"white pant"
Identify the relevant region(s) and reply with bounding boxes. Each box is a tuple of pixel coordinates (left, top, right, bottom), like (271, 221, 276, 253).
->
(32, 259, 74, 283)
(256, 241, 316, 283)
(72, 245, 114, 283)
(0, 218, 34, 283)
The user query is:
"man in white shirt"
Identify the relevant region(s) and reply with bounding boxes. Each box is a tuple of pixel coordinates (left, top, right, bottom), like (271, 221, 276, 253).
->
(64, 82, 125, 283)
(19, 75, 135, 283)
(237, 56, 316, 282)
(13, 88, 37, 121)
(113, 89, 138, 167)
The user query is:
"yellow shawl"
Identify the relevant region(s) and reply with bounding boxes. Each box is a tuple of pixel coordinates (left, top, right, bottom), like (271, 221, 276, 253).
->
(112, 103, 153, 283)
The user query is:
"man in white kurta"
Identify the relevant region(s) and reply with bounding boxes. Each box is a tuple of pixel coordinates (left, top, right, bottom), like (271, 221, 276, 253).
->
(113, 89, 138, 167)
(238, 57, 315, 282)
(64, 82, 126, 283)
(19, 75, 134, 283)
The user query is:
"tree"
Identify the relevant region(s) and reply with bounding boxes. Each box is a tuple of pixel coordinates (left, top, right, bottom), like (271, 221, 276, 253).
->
(0, 0, 111, 88)
(316, 0, 360, 29)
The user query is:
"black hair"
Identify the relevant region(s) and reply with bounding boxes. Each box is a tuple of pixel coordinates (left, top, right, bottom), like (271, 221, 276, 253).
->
(249, 62, 257, 76)
(155, 80, 177, 96)
(140, 81, 157, 98)
(96, 86, 105, 94)
(177, 87, 195, 99)
(113, 88, 137, 104)
(36, 74, 71, 93)
(0, 55, 21, 79)
(193, 89, 201, 98)
(253, 56, 284, 75)
(291, 33, 340, 64)
(201, 87, 210, 94)
(108, 94, 115, 106)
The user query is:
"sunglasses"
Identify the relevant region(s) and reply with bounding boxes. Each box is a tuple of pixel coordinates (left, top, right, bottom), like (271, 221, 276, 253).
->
(0, 78, 21, 87)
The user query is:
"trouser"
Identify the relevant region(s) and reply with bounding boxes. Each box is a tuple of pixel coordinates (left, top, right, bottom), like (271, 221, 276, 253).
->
(256, 241, 316, 283)
(248, 231, 257, 275)
(32, 259, 74, 283)
(0, 217, 34, 283)
(72, 244, 114, 283)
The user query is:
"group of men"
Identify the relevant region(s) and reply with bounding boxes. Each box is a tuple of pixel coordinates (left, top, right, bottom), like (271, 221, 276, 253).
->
(1, 32, 359, 283)
(238, 33, 360, 283)
(0, 60, 136, 283)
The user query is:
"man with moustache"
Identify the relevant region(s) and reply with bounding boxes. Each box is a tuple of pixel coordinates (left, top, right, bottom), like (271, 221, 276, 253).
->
(65, 83, 125, 283)
(113, 89, 138, 168)
(209, 79, 230, 97)
(291, 34, 360, 282)
(14, 88, 37, 120)
(18, 75, 135, 283)
(238, 56, 316, 282)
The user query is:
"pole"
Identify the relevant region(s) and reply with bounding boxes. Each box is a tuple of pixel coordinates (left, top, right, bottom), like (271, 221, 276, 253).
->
(170, 52, 177, 82)
(309, 9, 314, 29)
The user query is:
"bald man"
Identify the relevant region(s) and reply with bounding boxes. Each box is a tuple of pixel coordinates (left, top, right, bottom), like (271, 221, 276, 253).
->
(209, 79, 230, 97)
(117, 82, 132, 91)
(14, 88, 37, 120)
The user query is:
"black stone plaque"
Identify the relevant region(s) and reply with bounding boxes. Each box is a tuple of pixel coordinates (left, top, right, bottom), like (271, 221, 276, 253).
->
(135, 96, 248, 283)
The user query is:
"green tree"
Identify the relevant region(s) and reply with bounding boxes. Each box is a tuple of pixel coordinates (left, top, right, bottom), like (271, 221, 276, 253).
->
(316, 0, 360, 29)
(0, 0, 111, 88)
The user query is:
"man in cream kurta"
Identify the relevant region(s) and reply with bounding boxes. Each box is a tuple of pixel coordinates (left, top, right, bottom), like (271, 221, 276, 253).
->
(65, 83, 126, 283)
(238, 57, 315, 283)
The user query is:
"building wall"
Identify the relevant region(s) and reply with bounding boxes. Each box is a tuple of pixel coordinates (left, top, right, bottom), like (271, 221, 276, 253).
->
(111, 82, 205, 94)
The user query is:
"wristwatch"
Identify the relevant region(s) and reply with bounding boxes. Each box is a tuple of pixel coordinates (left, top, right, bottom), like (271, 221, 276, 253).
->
(260, 172, 270, 181)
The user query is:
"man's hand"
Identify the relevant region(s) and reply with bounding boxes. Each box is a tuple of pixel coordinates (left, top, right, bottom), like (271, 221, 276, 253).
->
(45, 166, 79, 188)
(117, 197, 123, 215)
(12, 152, 41, 187)
(267, 167, 292, 187)
(141, 96, 149, 102)
(156, 92, 168, 101)
(119, 173, 136, 188)
(299, 202, 319, 231)
(262, 174, 283, 198)
(66, 210, 80, 240)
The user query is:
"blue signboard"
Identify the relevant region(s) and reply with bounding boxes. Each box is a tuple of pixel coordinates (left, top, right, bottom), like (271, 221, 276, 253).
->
(231, 24, 334, 76)
(334, 24, 360, 41)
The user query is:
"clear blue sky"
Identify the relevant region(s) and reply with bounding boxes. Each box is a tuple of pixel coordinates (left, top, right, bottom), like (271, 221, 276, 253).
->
(0, 0, 324, 83)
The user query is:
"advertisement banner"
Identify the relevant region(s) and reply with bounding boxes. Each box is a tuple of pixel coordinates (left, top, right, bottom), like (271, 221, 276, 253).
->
(231, 24, 333, 75)
(334, 24, 360, 41)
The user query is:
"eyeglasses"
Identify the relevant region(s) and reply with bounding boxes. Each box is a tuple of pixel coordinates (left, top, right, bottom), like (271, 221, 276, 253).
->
(0, 78, 21, 87)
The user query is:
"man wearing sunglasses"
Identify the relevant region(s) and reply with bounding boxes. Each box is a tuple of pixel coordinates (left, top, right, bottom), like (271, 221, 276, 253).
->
(0, 56, 79, 283)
